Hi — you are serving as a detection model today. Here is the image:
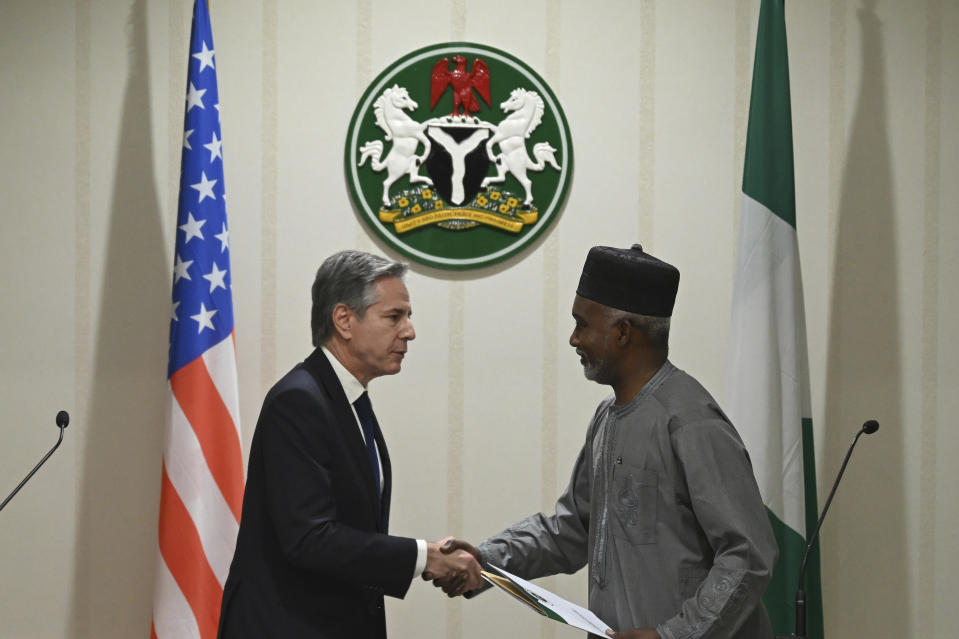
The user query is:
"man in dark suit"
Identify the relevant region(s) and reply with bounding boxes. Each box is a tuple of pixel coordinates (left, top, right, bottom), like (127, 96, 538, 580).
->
(218, 250, 482, 638)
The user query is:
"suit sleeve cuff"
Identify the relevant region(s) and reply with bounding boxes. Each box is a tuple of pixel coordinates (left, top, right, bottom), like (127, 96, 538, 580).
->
(414, 539, 427, 579)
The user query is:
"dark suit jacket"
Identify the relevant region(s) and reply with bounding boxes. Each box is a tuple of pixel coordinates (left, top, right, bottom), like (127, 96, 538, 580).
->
(218, 348, 418, 639)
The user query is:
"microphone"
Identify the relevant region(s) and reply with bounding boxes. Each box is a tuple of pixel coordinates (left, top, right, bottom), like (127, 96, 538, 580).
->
(0, 410, 71, 513)
(789, 419, 879, 638)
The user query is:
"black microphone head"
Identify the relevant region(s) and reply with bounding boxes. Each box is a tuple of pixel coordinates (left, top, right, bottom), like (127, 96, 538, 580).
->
(862, 419, 879, 434)
(56, 410, 70, 429)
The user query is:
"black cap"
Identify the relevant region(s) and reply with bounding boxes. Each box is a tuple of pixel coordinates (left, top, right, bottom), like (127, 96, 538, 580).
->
(576, 244, 680, 317)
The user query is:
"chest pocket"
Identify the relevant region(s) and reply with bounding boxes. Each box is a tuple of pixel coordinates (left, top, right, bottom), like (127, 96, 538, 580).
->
(609, 463, 658, 545)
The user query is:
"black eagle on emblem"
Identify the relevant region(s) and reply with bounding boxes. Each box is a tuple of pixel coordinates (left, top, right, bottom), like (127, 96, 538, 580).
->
(429, 56, 492, 116)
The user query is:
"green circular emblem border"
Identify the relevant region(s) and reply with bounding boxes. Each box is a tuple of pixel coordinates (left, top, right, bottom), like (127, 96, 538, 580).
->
(345, 42, 573, 270)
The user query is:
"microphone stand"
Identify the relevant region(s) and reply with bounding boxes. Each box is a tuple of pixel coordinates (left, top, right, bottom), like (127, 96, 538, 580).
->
(0, 411, 70, 513)
(779, 419, 878, 639)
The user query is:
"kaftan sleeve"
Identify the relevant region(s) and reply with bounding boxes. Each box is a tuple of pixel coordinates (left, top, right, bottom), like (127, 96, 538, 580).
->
(657, 419, 778, 639)
(476, 440, 592, 580)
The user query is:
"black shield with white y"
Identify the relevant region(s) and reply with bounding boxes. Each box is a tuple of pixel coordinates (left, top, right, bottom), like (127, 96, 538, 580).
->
(425, 119, 492, 206)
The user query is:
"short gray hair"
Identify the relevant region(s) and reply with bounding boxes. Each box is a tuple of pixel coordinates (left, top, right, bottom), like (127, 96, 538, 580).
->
(606, 308, 671, 352)
(311, 250, 408, 347)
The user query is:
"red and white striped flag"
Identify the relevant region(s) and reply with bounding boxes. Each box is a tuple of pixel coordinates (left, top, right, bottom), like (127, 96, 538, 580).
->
(152, 2, 244, 638)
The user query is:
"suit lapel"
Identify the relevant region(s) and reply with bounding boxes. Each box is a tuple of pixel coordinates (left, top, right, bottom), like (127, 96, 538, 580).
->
(303, 349, 381, 514)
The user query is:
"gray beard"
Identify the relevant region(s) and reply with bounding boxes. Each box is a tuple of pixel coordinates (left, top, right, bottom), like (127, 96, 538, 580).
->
(582, 359, 602, 381)
(582, 353, 612, 384)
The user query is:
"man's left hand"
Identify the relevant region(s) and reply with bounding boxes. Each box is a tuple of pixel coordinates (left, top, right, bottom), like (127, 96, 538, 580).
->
(605, 628, 661, 639)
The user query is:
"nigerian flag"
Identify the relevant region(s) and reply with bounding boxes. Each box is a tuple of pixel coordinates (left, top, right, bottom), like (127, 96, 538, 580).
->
(726, 0, 824, 637)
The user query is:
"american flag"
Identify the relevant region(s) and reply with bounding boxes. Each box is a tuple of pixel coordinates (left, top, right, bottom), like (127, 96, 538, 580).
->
(151, 2, 243, 638)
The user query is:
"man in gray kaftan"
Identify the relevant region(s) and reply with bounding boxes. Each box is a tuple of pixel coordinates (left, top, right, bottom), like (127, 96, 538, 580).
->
(438, 244, 778, 639)
(477, 358, 777, 639)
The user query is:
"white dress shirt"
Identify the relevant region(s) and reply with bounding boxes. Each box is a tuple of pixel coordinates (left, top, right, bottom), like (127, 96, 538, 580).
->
(321, 347, 427, 579)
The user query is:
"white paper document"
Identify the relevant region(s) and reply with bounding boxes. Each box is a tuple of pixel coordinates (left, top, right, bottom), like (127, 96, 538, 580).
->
(482, 564, 613, 637)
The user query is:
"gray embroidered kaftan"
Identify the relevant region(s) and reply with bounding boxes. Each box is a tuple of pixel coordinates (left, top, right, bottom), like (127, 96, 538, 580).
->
(478, 361, 778, 639)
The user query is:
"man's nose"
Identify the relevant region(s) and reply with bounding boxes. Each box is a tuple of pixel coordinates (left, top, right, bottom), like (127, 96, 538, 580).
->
(402, 318, 416, 341)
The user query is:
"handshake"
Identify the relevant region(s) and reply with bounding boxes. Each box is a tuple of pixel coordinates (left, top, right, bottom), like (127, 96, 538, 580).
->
(422, 537, 484, 597)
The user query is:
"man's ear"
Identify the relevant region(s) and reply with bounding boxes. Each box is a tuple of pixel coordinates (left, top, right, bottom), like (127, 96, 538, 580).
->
(331, 303, 353, 340)
(613, 318, 632, 347)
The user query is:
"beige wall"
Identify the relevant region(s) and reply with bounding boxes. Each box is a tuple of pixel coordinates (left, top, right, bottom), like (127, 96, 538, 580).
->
(0, 0, 956, 637)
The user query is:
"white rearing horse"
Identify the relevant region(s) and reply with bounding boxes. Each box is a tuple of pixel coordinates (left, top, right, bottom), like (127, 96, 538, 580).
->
(481, 88, 562, 205)
(358, 85, 433, 207)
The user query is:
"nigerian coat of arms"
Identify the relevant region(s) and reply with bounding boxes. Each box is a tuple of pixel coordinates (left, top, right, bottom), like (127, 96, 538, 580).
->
(345, 42, 573, 270)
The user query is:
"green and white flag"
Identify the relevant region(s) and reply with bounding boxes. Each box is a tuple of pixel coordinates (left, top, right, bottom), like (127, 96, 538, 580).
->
(726, 0, 823, 636)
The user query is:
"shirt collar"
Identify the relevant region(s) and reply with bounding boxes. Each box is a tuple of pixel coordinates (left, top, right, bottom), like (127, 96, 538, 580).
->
(322, 346, 366, 405)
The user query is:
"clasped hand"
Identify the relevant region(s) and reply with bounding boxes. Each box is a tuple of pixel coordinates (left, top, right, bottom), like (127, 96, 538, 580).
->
(422, 537, 484, 596)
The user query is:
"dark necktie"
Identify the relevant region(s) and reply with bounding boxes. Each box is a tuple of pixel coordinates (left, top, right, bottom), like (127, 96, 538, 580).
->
(352, 391, 381, 502)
